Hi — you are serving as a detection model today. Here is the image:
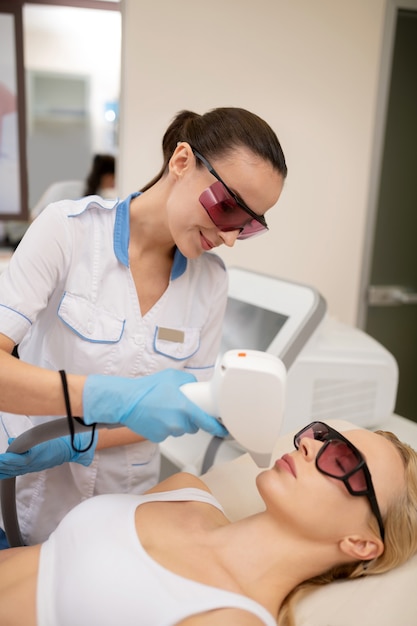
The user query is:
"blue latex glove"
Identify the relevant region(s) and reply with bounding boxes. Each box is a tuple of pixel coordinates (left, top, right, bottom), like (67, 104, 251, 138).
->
(0, 431, 97, 480)
(83, 369, 227, 443)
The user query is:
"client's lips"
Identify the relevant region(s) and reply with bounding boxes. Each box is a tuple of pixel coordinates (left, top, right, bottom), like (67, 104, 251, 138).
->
(276, 454, 297, 477)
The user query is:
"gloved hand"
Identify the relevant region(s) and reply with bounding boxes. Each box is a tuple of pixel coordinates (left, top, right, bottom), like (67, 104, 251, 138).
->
(0, 431, 97, 480)
(83, 369, 228, 443)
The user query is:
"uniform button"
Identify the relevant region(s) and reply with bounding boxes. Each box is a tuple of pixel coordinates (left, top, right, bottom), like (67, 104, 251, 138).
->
(134, 334, 144, 345)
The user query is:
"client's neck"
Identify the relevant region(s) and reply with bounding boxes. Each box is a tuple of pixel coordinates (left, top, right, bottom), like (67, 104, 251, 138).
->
(212, 512, 342, 617)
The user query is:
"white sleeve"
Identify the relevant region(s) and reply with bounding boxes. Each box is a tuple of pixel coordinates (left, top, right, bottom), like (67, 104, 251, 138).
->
(0, 202, 72, 344)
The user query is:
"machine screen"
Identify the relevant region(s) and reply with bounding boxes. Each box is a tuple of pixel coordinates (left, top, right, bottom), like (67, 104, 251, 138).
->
(219, 297, 288, 356)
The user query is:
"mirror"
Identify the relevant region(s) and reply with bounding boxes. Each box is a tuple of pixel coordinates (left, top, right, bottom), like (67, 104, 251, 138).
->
(24, 4, 121, 207)
(1, 3, 121, 244)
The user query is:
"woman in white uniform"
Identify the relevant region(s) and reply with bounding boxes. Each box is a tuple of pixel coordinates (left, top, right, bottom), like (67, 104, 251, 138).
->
(0, 107, 287, 547)
(0, 422, 416, 625)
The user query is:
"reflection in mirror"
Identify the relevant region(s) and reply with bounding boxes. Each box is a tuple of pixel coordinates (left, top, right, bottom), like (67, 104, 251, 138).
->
(3, 3, 121, 247)
(24, 4, 121, 207)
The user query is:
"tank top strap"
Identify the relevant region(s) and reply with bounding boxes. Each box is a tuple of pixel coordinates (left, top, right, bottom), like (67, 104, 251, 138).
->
(138, 487, 225, 514)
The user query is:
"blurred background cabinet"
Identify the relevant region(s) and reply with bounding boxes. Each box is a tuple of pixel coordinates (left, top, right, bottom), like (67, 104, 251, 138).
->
(26, 70, 91, 207)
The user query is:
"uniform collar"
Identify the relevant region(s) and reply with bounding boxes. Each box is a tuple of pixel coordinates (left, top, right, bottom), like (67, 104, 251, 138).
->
(114, 192, 187, 280)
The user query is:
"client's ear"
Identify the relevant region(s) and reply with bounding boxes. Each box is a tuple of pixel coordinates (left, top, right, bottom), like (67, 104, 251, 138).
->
(340, 535, 384, 562)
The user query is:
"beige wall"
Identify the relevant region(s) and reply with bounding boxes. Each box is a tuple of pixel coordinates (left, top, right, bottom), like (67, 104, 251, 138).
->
(118, 0, 387, 326)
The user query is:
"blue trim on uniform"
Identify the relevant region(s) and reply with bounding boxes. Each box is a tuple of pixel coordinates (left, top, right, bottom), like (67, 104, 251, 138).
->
(114, 193, 139, 267)
(113, 192, 188, 279)
(184, 364, 215, 371)
(0, 303, 32, 325)
(171, 248, 187, 280)
(152, 326, 200, 360)
(58, 315, 125, 344)
(0, 528, 10, 550)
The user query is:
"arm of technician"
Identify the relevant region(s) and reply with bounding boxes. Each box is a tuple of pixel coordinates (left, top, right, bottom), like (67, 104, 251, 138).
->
(0, 334, 226, 444)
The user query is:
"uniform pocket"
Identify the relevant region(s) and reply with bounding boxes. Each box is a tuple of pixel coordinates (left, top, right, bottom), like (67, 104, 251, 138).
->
(153, 325, 200, 361)
(58, 292, 125, 343)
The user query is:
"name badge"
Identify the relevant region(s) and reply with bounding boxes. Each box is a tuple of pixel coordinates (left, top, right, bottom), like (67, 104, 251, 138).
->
(157, 327, 185, 343)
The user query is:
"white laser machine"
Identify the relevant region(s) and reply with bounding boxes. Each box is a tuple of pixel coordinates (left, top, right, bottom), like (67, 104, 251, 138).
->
(181, 349, 287, 468)
(219, 268, 398, 432)
(160, 268, 398, 475)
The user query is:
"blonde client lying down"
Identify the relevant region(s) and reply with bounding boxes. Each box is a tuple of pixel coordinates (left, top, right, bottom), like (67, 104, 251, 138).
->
(0, 420, 416, 626)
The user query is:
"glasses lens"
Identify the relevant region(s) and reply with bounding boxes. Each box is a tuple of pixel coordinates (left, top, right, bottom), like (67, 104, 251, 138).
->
(199, 181, 267, 240)
(318, 440, 359, 476)
(294, 422, 330, 448)
(296, 422, 369, 494)
(318, 441, 367, 491)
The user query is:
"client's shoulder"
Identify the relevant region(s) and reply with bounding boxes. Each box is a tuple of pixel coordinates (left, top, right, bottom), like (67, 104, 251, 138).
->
(145, 472, 211, 495)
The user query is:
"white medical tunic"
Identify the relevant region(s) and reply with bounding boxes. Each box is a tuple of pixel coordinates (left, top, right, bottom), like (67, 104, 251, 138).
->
(0, 193, 228, 544)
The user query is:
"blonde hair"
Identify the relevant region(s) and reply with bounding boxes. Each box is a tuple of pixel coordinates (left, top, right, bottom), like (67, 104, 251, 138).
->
(278, 431, 417, 626)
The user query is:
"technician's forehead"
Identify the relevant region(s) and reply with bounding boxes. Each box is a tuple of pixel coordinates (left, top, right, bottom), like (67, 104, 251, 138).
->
(213, 148, 284, 213)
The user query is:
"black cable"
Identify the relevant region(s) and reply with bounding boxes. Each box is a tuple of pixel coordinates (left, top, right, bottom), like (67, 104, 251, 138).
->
(58, 370, 96, 453)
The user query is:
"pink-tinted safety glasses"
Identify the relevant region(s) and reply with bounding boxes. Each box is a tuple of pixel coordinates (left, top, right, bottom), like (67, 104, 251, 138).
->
(294, 421, 385, 541)
(192, 147, 269, 240)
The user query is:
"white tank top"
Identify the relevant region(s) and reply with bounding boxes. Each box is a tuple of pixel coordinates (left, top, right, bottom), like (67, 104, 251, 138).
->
(37, 488, 276, 626)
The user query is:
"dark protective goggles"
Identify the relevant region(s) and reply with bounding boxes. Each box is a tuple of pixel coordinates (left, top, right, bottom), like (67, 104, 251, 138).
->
(294, 421, 385, 541)
(192, 148, 269, 240)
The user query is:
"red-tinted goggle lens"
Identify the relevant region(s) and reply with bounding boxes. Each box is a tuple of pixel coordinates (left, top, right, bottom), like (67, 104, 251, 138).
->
(294, 423, 367, 492)
(296, 423, 367, 494)
(317, 440, 368, 492)
(199, 181, 268, 240)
